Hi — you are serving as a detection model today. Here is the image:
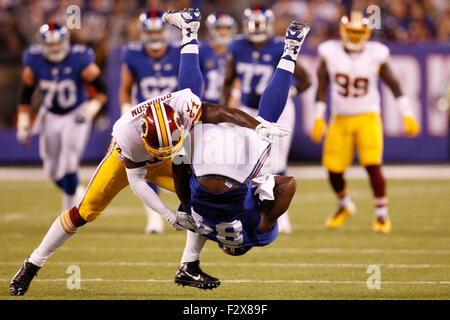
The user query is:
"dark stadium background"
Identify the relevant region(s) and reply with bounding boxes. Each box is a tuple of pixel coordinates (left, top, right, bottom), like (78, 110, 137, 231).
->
(0, 0, 448, 163)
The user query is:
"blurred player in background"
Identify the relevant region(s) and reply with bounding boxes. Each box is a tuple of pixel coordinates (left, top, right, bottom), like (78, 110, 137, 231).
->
(310, 11, 420, 233)
(120, 9, 180, 234)
(199, 11, 236, 104)
(16, 23, 107, 212)
(173, 21, 310, 290)
(222, 5, 311, 233)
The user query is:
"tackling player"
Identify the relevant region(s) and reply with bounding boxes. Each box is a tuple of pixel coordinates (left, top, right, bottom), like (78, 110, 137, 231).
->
(10, 8, 290, 296)
(120, 10, 181, 234)
(310, 11, 420, 233)
(172, 22, 310, 290)
(199, 11, 236, 104)
(222, 5, 312, 233)
(16, 23, 107, 212)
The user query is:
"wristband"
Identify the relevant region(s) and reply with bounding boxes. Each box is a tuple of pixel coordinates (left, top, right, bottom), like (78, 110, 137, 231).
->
(314, 101, 327, 119)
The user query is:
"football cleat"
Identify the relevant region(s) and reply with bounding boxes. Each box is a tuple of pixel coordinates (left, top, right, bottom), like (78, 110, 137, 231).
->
(174, 260, 220, 290)
(162, 8, 201, 33)
(373, 216, 392, 234)
(10, 259, 41, 296)
(283, 21, 310, 61)
(325, 199, 356, 229)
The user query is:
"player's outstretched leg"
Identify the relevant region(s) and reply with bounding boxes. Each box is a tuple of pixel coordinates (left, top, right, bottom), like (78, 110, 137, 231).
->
(258, 22, 310, 122)
(163, 8, 203, 98)
(10, 259, 41, 296)
(174, 230, 220, 290)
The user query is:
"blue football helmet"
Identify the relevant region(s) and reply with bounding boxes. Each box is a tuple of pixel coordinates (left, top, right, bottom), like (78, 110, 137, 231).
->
(39, 23, 70, 63)
(139, 9, 169, 51)
(206, 11, 237, 46)
(218, 242, 253, 256)
(243, 5, 275, 44)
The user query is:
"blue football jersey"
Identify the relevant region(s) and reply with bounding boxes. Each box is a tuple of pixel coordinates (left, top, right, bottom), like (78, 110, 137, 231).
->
(228, 35, 284, 109)
(187, 175, 278, 248)
(199, 42, 227, 104)
(121, 41, 180, 103)
(22, 44, 95, 115)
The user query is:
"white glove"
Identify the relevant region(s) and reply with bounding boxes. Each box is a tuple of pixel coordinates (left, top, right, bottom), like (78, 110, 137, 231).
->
(121, 103, 131, 115)
(76, 99, 102, 123)
(255, 117, 292, 143)
(164, 210, 196, 231)
(17, 111, 31, 146)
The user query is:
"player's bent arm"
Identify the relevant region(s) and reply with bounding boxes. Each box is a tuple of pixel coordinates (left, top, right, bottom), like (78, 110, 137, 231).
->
(80, 63, 108, 120)
(172, 161, 192, 212)
(315, 59, 329, 104)
(119, 64, 135, 114)
(16, 66, 36, 146)
(310, 59, 329, 143)
(221, 55, 237, 106)
(200, 101, 260, 129)
(379, 63, 402, 98)
(293, 63, 312, 94)
(259, 176, 297, 233)
(379, 63, 420, 136)
(124, 158, 195, 231)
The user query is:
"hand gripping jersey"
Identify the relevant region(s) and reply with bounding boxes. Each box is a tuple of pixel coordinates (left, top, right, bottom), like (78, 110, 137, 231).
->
(317, 40, 390, 116)
(121, 41, 180, 103)
(111, 89, 202, 163)
(228, 35, 284, 109)
(188, 123, 277, 248)
(199, 42, 227, 104)
(22, 44, 95, 115)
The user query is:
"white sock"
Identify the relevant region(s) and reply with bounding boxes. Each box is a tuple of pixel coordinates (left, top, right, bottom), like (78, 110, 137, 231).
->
(180, 231, 207, 263)
(375, 206, 388, 218)
(28, 210, 79, 267)
(144, 205, 164, 232)
(277, 59, 295, 73)
(339, 194, 352, 207)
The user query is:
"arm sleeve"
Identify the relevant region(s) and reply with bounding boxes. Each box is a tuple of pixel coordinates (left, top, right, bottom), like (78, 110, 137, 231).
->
(22, 49, 38, 74)
(125, 166, 174, 221)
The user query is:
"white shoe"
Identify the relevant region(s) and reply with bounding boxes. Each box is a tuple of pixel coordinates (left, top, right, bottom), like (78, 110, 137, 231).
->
(162, 8, 201, 32)
(277, 212, 293, 234)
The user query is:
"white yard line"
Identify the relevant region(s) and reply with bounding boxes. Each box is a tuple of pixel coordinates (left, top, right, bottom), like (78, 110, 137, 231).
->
(1, 261, 448, 268)
(5, 246, 450, 254)
(0, 278, 448, 285)
(1, 164, 450, 180)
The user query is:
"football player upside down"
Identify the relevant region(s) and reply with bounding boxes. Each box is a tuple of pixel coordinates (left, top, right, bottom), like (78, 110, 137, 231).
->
(10, 8, 291, 296)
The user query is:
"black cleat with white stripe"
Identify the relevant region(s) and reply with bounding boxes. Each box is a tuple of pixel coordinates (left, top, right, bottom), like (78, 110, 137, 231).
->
(174, 260, 220, 290)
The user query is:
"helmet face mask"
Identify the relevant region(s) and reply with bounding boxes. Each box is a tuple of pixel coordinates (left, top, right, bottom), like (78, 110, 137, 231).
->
(206, 12, 236, 46)
(139, 10, 169, 51)
(243, 6, 274, 44)
(140, 103, 185, 160)
(339, 12, 371, 52)
(39, 23, 70, 63)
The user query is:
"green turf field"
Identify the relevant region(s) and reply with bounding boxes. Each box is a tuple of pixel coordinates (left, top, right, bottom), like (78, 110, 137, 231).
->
(1, 176, 449, 300)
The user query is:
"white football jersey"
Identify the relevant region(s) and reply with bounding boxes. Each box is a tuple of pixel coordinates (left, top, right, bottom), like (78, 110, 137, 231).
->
(190, 123, 271, 184)
(318, 40, 390, 116)
(112, 88, 202, 163)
